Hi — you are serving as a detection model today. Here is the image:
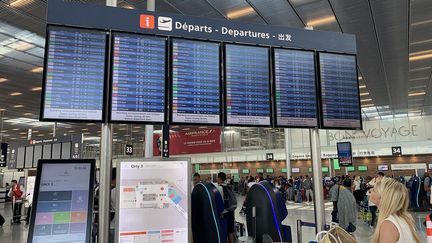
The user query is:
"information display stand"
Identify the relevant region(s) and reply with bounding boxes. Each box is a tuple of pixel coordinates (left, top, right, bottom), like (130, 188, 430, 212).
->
(28, 159, 95, 243)
(116, 158, 191, 243)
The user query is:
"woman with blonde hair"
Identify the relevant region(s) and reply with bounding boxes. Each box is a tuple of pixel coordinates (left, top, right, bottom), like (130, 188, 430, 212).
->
(370, 177, 422, 243)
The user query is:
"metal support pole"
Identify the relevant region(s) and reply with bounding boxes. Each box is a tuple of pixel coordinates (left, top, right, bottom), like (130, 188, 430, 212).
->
(144, 0, 155, 158)
(328, 159, 333, 178)
(99, 1, 116, 243)
(284, 128, 292, 179)
(0, 111, 4, 142)
(310, 128, 325, 232)
(53, 122, 57, 138)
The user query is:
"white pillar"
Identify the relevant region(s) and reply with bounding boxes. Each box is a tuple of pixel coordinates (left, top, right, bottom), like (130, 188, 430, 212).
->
(310, 128, 325, 232)
(284, 129, 292, 178)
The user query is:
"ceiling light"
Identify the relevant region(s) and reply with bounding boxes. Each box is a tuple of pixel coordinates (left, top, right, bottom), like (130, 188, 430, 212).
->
(361, 98, 372, 102)
(227, 6, 255, 19)
(82, 128, 89, 131)
(13, 104, 24, 108)
(31, 86, 42, 91)
(30, 67, 43, 73)
(9, 41, 34, 51)
(37, 134, 44, 137)
(0, 78, 7, 83)
(360, 92, 369, 96)
(408, 91, 426, 96)
(359, 85, 366, 88)
(409, 77, 429, 82)
(409, 51, 432, 62)
(10, 0, 33, 7)
(19, 132, 26, 135)
(23, 113, 33, 116)
(410, 67, 430, 72)
(0, 108, 6, 112)
(10, 92, 22, 96)
(306, 16, 336, 27)
(411, 19, 432, 27)
(358, 76, 363, 80)
(410, 39, 432, 46)
(12, 128, 19, 131)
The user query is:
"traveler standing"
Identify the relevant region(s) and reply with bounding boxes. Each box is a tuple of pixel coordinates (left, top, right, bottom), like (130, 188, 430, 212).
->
(336, 178, 357, 232)
(352, 176, 363, 205)
(8, 180, 24, 224)
(303, 175, 313, 203)
(371, 177, 421, 243)
(217, 172, 237, 243)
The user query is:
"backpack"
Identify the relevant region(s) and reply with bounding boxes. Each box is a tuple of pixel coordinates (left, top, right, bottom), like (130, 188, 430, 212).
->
(222, 185, 237, 211)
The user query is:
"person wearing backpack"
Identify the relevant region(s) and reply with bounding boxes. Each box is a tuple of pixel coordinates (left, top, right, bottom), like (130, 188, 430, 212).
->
(217, 172, 237, 243)
(420, 172, 432, 210)
(8, 179, 24, 224)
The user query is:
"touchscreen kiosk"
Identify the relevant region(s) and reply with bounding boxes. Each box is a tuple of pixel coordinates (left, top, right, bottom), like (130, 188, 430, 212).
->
(117, 159, 190, 243)
(28, 159, 95, 243)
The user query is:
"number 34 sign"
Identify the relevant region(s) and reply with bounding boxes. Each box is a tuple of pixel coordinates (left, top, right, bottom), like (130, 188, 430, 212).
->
(392, 146, 402, 156)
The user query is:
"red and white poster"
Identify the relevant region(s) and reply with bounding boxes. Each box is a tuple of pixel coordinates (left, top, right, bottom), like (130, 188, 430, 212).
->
(153, 128, 222, 156)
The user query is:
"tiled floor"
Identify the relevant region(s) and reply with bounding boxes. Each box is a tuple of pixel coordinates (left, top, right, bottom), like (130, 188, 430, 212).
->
(0, 199, 428, 243)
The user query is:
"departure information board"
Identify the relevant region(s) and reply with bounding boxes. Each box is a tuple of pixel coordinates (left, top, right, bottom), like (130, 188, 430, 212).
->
(225, 44, 271, 126)
(171, 39, 221, 125)
(42, 26, 107, 121)
(319, 53, 361, 129)
(274, 49, 318, 128)
(111, 33, 166, 123)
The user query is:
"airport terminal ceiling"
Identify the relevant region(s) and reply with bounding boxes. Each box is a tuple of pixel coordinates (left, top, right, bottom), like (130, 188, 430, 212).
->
(0, 0, 431, 144)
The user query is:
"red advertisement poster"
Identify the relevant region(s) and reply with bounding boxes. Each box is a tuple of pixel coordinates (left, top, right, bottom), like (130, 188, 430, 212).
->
(153, 128, 222, 156)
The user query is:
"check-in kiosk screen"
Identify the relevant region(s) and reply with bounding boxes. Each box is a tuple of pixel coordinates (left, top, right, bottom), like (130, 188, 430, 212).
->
(171, 39, 221, 125)
(274, 49, 318, 128)
(29, 162, 93, 243)
(225, 44, 271, 126)
(41, 26, 107, 121)
(118, 161, 189, 242)
(110, 33, 166, 123)
(319, 52, 361, 129)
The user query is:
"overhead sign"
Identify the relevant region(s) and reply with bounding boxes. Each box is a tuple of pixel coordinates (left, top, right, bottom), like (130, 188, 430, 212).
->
(117, 159, 190, 243)
(391, 163, 426, 171)
(47, 1, 356, 54)
(125, 144, 133, 156)
(266, 153, 274, 160)
(392, 146, 402, 156)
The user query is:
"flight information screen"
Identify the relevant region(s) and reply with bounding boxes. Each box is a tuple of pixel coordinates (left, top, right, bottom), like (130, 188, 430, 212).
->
(225, 44, 271, 126)
(110, 33, 166, 123)
(274, 49, 318, 128)
(42, 26, 107, 121)
(319, 53, 361, 129)
(171, 39, 221, 125)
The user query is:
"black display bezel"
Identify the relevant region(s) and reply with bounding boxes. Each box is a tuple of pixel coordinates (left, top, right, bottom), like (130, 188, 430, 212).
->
(337, 141, 353, 167)
(27, 159, 96, 243)
(108, 31, 168, 124)
(168, 37, 223, 127)
(317, 51, 363, 130)
(223, 43, 273, 128)
(272, 47, 320, 129)
(39, 25, 109, 123)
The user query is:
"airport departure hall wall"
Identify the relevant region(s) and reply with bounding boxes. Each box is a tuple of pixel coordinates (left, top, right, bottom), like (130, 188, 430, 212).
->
(41, 0, 361, 130)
